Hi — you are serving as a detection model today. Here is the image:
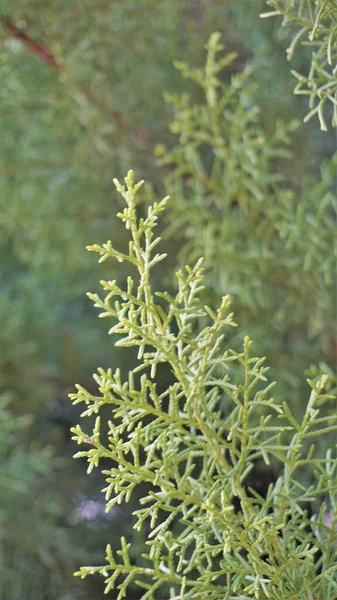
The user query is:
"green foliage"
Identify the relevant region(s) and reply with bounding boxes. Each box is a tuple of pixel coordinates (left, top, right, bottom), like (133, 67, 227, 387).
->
(0, 395, 77, 600)
(157, 32, 336, 410)
(1, 7, 227, 597)
(71, 171, 337, 600)
(261, 0, 337, 129)
(1, 3, 335, 598)
(0, 0, 181, 277)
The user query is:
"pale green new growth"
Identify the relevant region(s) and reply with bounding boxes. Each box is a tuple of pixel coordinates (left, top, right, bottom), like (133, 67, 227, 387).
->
(70, 172, 337, 599)
(261, 0, 337, 129)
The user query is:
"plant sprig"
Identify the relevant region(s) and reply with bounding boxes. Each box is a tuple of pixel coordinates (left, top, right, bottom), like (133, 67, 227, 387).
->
(70, 171, 337, 600)
(261, 0, 337, 129)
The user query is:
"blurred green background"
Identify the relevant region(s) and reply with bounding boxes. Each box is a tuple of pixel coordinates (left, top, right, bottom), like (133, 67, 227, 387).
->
(0, 1, 335, 599)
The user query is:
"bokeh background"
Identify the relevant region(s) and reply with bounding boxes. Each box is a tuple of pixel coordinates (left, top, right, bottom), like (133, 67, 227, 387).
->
(1, 1, 336, 599)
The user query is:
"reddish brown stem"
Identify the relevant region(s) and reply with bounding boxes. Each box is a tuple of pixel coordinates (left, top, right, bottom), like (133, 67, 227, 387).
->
(1, 18, 153, 142)
(2, 18, 59, 67)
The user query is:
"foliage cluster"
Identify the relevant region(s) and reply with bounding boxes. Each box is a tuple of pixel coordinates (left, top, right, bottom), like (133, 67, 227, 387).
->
(157, 32, 337, 410)
(71, 170, 337, 600)
(261, 0, 337, 129)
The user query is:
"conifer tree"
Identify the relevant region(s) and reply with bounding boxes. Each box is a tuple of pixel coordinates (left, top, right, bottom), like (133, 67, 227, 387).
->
(1, 2, 335, 598)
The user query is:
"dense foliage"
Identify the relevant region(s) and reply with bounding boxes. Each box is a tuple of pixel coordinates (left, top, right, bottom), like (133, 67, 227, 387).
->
(157, 32, 336, 414)
(71, 170, 337, 599)
(1, 1, 336, 599)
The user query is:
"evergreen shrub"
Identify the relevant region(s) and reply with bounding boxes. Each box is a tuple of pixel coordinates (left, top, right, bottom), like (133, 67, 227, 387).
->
(69, 14, 336, 597)
(71, 170, 337, 599)
(1, 1, 335, 597)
